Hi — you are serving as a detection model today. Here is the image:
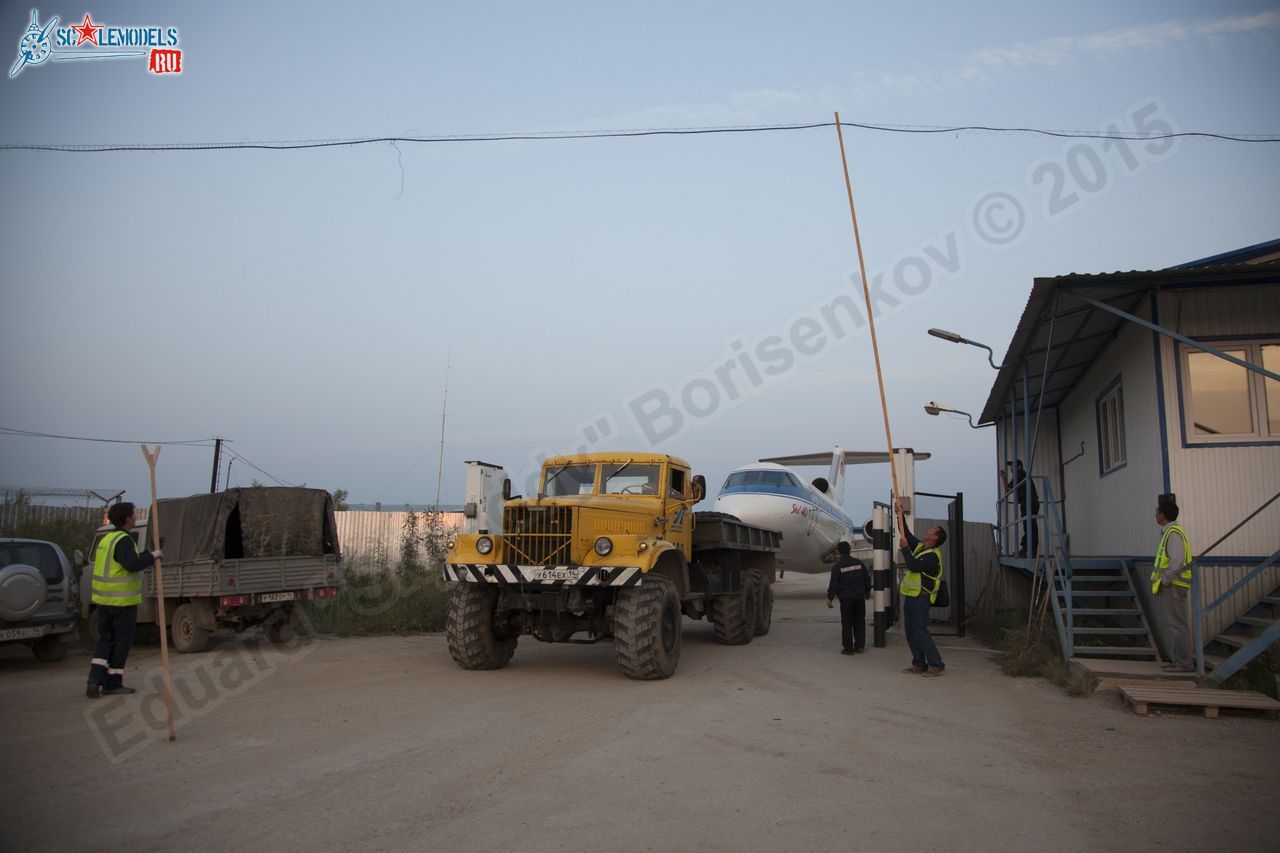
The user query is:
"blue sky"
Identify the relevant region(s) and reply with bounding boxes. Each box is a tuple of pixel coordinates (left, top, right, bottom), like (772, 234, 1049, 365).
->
(2, 1, 1278, 522)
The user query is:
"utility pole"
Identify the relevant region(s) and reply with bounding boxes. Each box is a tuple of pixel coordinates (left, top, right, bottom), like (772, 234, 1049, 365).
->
(433, 354, 451, 513)
(210, 437, 223, 493)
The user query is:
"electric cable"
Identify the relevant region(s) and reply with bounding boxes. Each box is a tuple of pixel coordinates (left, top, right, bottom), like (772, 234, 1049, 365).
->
(2, 120, 1277, 153)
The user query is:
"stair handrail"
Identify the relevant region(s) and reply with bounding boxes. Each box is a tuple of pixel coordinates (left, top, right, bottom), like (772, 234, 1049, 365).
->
(1192, 490, 1280, 676)
(1033, 476, 1075, 657)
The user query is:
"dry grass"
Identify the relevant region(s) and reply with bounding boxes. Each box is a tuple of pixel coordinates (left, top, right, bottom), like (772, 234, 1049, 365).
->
(969, 609, 1095, 697)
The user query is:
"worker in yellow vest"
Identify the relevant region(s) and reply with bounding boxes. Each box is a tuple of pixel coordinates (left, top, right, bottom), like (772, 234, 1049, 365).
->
(86, 502, 161, 698)
(895, 500, 946, 677)
(1150, 495, 1193, 672)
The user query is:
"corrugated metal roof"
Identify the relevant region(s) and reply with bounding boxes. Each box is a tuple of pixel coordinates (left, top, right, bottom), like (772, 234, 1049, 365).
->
(979, 258, 1280, 425)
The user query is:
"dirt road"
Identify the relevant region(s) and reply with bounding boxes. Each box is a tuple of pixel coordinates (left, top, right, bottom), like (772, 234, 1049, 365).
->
(3, 574, 1277, 852)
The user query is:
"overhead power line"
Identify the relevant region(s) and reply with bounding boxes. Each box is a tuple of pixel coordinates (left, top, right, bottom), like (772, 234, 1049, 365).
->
(1, 120, 1277, 153)
(0, 426, 217, 446)
(221, 447, 297, 488)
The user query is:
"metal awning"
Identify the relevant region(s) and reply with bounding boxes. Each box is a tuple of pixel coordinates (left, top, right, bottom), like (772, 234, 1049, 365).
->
(979, 262, 1280, 424)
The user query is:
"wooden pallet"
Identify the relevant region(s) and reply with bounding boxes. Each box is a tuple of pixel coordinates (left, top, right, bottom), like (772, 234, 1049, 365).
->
(1119, 685, 1280, 719)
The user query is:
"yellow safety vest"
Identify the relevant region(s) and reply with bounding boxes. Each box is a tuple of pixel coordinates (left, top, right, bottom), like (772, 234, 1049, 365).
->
(91, 530, 143, 607)
(901, 543, 943, 604)
(1150, 523, 1193, 594)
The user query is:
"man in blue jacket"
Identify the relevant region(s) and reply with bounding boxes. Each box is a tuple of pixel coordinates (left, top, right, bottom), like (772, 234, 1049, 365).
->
(827, 540, 870, 655)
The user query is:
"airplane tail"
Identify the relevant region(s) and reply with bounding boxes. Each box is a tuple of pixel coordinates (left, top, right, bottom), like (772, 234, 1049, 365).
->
(828, 446, 847, 504)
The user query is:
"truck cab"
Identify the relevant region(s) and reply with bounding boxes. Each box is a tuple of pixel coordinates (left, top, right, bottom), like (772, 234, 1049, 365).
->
(448, 452, 702, 587)
(444, 452, 780, 680)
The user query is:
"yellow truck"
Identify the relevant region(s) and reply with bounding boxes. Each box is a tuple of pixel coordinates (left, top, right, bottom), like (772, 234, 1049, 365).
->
(443, 452, 781, 679)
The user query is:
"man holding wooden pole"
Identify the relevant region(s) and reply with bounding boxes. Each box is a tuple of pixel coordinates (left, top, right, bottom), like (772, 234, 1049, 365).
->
(86, 502, 161, 697)
(896, 500, 947, 676)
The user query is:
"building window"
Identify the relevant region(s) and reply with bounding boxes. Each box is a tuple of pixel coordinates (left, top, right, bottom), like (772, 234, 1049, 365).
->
(1181, 340, 1279, 444)
(1096, 377, 1126, 475)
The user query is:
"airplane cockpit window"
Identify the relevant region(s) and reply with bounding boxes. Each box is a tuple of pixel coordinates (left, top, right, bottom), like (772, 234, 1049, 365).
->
(723, 470, 795, 489)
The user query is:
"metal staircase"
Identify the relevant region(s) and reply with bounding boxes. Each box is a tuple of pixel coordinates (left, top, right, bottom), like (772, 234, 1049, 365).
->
(1199, 553, 1280, 681)
(1031, 478, 1160, 662)
(1052, 558, 1159, 661)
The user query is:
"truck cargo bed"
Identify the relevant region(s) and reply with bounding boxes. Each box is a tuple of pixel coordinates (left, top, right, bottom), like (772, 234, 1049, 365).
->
(691, 512, 781, 553)
(143, 554, 340, 597)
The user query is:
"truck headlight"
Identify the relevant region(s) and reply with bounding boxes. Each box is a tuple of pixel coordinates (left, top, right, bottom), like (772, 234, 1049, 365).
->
(594, 537, 613, 556)
(477, 536, 494, 555)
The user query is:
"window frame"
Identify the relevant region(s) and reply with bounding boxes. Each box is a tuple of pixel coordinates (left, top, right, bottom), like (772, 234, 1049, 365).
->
(1177, 338, 1280, 447)
(1095, 374, 1127, 477)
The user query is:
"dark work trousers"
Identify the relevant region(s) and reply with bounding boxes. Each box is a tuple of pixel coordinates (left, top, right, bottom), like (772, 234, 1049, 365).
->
(88, 605, 138, 688)
(839, 598, 866, 652)
(1018, 506, 1040, 557)
(903, 594, 944, 670)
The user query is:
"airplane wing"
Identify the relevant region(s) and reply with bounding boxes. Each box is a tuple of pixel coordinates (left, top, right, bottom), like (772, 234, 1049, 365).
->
(760, 449, 931, 466)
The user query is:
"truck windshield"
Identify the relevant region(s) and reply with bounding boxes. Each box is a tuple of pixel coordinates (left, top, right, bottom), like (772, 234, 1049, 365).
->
(602, 464, 661, 495)
(544, 464, 597, 497)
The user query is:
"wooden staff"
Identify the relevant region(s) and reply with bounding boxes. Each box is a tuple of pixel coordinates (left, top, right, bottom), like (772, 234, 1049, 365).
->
(834, 112, 902, 506)
(141, 444, 177, 742)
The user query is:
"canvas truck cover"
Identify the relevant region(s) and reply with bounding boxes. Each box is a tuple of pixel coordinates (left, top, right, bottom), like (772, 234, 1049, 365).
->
(153, 487, 340, 564)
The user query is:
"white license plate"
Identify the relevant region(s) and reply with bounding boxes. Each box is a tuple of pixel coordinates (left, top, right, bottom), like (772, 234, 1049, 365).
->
(527, 567, 585, 581)
(258, 592, 296, 603)
(0, 625, 46, 641)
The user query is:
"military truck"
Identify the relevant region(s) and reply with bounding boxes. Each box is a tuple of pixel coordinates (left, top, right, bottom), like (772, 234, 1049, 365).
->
(443, 452, 781, 679)
(81, 487, 341, 652)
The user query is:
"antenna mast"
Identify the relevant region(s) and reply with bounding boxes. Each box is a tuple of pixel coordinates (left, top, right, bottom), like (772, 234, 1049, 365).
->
(433, 351, 451, 513)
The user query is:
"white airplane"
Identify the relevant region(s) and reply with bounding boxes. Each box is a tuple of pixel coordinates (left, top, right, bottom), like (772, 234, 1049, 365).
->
(712, 447, 930, 574)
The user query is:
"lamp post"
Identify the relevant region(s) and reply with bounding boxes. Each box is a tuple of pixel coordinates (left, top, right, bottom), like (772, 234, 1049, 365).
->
(927, 328, 1007, 371)
(923, 401, 991, 430)
(927, 327, 1024, 560)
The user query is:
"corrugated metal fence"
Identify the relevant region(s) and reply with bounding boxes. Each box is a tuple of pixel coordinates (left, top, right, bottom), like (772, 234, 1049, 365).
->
(0, 503, 104, 531)
(918, 516, 1029, 620)
(335, 511, 464, 571)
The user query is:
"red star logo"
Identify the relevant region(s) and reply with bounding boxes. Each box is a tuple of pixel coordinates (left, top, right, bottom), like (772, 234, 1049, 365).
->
(72, 13, 102, 47)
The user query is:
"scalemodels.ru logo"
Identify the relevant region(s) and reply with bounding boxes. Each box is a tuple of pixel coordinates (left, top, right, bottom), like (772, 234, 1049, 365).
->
(9, 9, 183, 78)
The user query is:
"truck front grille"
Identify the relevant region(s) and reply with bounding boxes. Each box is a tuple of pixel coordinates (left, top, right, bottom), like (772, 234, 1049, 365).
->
(503, 506, 573, 566)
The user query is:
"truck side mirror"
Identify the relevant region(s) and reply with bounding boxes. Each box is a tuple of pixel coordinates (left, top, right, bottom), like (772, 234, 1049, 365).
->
(74, 549, 84, 567)
(502, 478, 512, 500)
(691, 475, 706, 502)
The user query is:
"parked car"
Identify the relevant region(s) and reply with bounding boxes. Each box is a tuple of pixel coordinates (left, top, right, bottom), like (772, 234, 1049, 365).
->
(0, 537, 80, 661)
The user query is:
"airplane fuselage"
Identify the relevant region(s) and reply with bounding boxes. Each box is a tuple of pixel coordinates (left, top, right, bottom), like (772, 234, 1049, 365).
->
(713, 463, 859, 573)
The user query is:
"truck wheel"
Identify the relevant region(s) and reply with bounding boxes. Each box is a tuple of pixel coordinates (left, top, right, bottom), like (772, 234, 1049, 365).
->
(171, 603, 211, 653)
(446, 584, 517, 670)
(752, 570, 774, 637)
(708, 575, 757, 645)
(614, 575, 682, 680)
(32, 634, 66, 662)
(265, 614, 295, 645)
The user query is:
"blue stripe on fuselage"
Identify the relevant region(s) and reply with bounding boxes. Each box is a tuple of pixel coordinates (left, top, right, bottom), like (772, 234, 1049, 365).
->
(717, 483, 857, 530)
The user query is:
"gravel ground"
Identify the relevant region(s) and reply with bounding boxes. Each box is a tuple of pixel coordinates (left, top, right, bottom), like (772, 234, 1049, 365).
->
(2, 573, 1277, 852)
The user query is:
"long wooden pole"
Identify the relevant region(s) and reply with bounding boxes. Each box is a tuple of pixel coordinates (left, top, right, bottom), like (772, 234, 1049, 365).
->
(141, 444, 177, 742)
(834, 112, 902, 507)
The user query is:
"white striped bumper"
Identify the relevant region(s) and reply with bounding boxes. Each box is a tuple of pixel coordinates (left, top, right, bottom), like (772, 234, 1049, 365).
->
(444, 564, 644, 587)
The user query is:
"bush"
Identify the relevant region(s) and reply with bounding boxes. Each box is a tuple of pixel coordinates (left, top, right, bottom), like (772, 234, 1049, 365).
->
(303, 510, 454, 636)
(969, 609, 1095, 697)
(0, 497, 101, 561)
(1220, 645, 1280, 700)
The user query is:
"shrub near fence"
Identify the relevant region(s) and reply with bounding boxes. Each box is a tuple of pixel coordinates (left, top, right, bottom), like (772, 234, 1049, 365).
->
(306, 510, 454, 635)
(0, 500, 103, 562)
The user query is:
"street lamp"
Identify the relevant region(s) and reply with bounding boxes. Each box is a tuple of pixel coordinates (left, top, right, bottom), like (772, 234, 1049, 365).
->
(927, 328, 1006, 370)
(923, 401, 990, 430)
